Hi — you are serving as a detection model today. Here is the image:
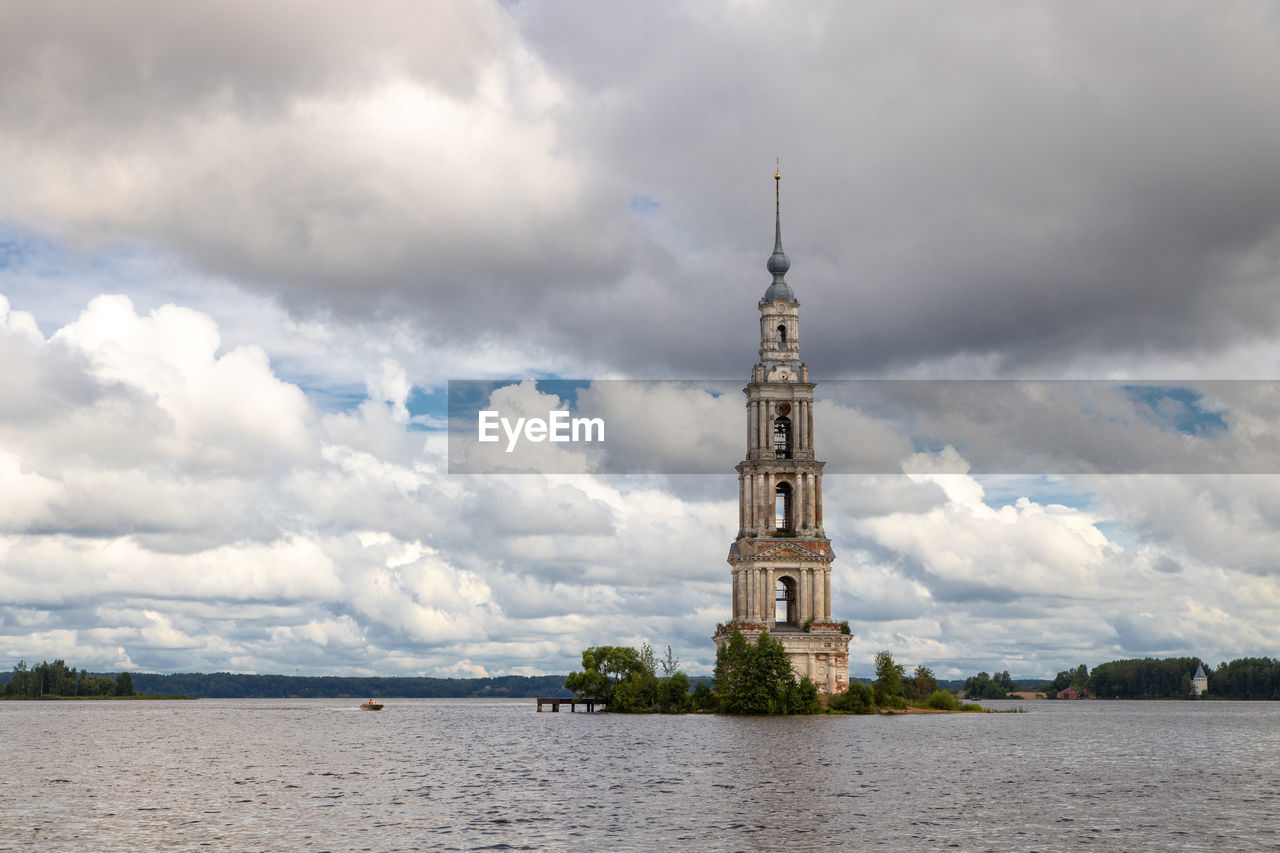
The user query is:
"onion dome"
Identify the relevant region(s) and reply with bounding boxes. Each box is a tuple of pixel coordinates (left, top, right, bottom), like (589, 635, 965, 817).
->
(763, 169, 797, 304)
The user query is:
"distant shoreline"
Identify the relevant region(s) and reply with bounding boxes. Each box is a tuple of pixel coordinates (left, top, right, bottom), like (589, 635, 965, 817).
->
(1, 693, 195, 701)
(2, 670, 577, 700)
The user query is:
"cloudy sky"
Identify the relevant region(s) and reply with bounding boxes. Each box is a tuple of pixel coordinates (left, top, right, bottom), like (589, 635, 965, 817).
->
(3, 0, 1280, 680)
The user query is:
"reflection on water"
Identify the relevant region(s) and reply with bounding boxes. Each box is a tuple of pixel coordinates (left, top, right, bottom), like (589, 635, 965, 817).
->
(2, 698, 1278, 851)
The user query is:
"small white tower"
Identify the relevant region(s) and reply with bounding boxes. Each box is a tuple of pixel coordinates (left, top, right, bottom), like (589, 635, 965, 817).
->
(1192, 663, 1208, 696)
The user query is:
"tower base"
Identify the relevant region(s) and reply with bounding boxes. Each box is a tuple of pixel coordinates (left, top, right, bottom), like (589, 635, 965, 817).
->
(713, 622, 851, 694)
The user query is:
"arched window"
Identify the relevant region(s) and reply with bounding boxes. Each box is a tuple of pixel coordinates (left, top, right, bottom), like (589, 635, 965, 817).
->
(776, 324, 787, 346)
(775, 481, 793, 532)
(773, 416, 792, 459)
(775, 576, 797, 625)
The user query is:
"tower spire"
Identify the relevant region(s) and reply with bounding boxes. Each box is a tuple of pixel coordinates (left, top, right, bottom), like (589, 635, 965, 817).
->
(764, 163, 796, 303)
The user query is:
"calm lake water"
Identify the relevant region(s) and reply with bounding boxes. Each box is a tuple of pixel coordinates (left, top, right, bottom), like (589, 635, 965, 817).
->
(2, 698, 1277, 851)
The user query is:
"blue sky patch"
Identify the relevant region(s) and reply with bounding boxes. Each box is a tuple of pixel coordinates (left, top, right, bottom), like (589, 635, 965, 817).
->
(628, 194, 661, 216)
(975, 476, 1095, 513)
(1122, 384, 1228, 437)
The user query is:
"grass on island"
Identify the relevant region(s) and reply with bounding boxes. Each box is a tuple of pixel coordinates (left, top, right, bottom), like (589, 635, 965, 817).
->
(826, 660, 1029, 715)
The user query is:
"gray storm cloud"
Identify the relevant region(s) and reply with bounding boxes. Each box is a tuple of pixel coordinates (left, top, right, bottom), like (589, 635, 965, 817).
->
(2, 2, 1280, 377)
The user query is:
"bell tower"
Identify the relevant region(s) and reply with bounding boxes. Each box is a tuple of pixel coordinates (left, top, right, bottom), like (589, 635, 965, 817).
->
(712, 169, 851, 694)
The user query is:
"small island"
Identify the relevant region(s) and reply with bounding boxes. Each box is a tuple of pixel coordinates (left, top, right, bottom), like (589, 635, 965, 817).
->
(2, 659, 191, 700)
(564, 634, 990, 715)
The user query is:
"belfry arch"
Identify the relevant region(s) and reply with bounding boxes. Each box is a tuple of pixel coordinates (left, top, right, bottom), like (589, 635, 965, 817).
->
(775, 575, 798, 625)
(773, 416, 792, 458)
(775, 481, 793, 531)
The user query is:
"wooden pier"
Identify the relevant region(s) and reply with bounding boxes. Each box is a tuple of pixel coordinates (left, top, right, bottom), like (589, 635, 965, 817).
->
(536, 697, 599, 712)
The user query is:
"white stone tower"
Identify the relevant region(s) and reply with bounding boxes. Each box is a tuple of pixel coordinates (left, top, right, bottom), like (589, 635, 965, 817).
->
(1192, 663, 1208, 696)
(712, 169, 851, 694)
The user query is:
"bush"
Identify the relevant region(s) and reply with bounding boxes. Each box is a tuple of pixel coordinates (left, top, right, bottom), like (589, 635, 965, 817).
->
(791, 677, 823, 714)
(610, 670, 658, 712)
(925, 689, 959, 711)
(829, 680, 875, 714)
(691, 681, 717, 712)
(658, 671, 692, 713)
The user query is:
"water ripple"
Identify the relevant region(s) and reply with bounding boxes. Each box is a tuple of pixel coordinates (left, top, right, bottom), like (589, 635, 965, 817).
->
(1, 698, 1278, 850)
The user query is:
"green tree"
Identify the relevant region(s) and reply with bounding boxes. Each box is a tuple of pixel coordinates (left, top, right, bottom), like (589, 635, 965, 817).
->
(658, 671, 692, 713)
(964, 671, 1011, 700)
(564, 646, 657, 712)
(5, 661, 33, 698)
(46, 659, 73, 696)
(659, 645, 681, 677)
(691, 680, 717, 712)
(610, 670, 658, 712)
(78, 669, 100, 696)
(1044, 669, 1073, 697)
(829, 680, 874, 713)
(566, 646, 642, 707)
(34, 661, 51, 696)
(758, 632, 804, 713)
(910, 665, 938, 702)
(716, 629, 769, 714)
(625, 643, 662, 711)
(115, 672, 135, 697)
(873, 650, 907, 709)
(792, 677, 823, 714)
(638, 643, 658, 678)
(714, 629, 817, 715)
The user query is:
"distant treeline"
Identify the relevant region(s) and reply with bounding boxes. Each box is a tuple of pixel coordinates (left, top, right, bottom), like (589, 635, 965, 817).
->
(1203, 657, 1280, 700)
(932, 657, 1280, 701)
(1083, 657, 1205, 699)
(1085, 657, 1280, 700)
(9, 655, 1278, 701)
(3, 660, 135, 699)
(934, 678, 1049, 693)
(1032, 656, 1280, 700)
(1, 662, 573, 699)
(128, 672, 575, 699)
